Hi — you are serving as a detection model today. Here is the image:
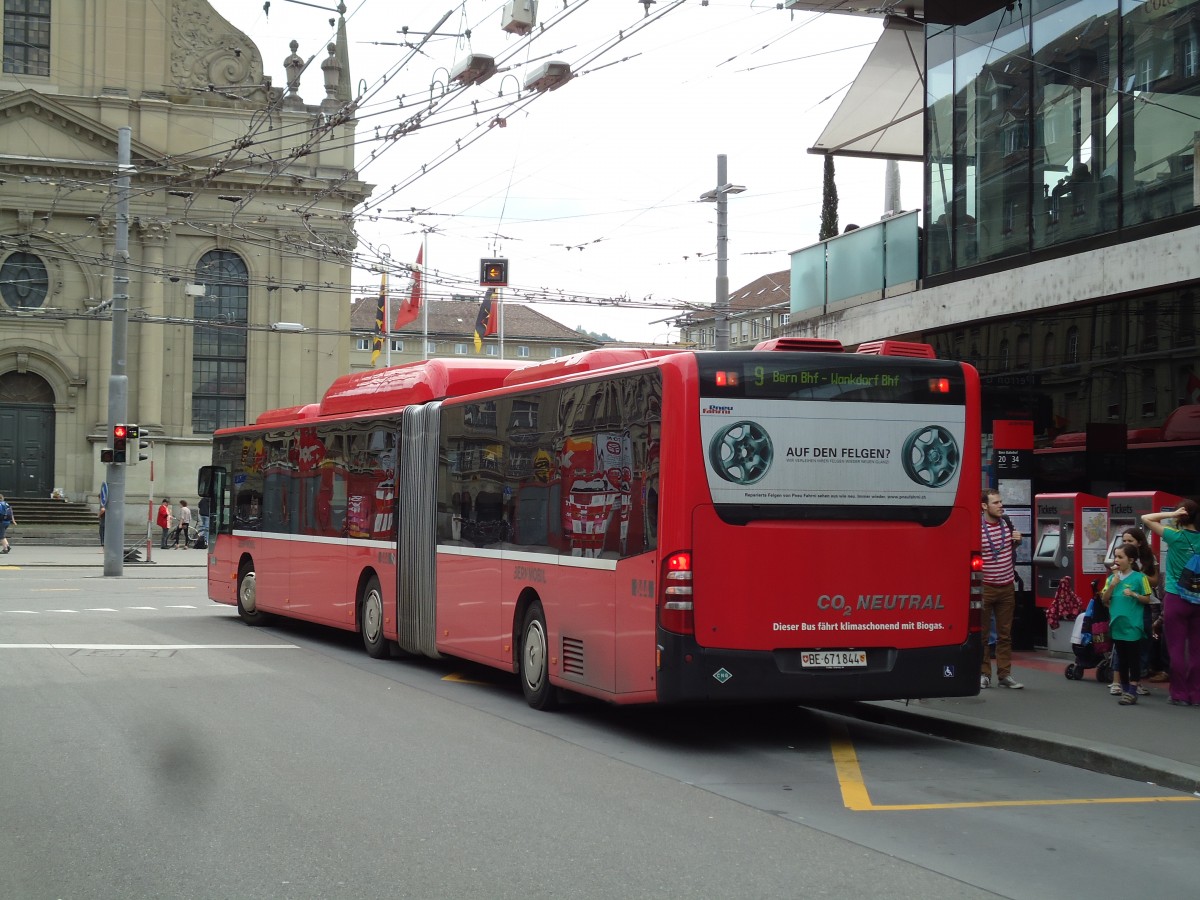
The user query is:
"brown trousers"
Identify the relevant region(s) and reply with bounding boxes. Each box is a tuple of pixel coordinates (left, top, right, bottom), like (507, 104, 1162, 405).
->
(981, 581, 1016, 679)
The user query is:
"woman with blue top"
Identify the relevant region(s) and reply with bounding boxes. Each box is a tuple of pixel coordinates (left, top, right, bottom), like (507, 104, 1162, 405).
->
(1142, 499, 1200, 707)
(1100, 543, 1152, 706)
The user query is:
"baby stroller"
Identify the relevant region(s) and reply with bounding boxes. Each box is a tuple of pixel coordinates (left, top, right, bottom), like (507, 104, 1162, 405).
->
(1065, 592, 1113, 683)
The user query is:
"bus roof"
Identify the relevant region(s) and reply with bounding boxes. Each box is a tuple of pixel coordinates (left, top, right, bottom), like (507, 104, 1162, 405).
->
(501, 347, 688, 389)
(319, 358, 528, 418)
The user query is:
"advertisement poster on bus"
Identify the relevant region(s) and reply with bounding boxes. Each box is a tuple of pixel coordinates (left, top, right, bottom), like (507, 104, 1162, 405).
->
(700, 400, 965, 506)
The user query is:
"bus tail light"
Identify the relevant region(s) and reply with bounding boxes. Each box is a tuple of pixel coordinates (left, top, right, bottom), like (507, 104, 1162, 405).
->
(969, 551, 983, 633)
(660, 551, 694, 635)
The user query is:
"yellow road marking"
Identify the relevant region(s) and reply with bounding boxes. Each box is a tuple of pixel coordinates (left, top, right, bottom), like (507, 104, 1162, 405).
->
(828, 721, 1198, 811)
(442, 672, 494, 685)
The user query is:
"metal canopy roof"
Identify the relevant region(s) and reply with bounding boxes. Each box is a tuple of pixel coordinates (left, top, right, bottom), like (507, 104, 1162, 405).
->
(808, 16, 924, 161)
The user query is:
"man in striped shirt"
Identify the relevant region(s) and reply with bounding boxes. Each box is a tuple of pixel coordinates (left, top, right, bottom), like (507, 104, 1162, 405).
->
(981, 489, 1024, 689)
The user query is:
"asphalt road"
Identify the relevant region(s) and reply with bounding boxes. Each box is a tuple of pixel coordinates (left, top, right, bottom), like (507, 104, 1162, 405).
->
(2, 565, 1196, 899)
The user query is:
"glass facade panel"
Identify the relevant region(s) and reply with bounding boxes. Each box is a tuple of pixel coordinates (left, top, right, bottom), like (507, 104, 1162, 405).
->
(924, 1, 1198, 278)
(1122, 0, 1200, 226)
(954, 7, 1031, 267)
(1033, 0, 1119, 247)
(927, 25, 956, 276)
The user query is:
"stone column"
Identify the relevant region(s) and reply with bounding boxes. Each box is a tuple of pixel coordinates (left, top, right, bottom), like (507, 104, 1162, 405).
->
(137, 219, 168, 431)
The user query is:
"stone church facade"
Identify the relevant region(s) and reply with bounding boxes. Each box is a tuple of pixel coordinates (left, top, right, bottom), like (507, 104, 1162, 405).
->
(0, 0, 369, 511)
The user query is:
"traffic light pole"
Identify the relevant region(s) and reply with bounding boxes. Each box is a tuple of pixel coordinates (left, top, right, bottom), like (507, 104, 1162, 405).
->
(103, 127, 132, 577)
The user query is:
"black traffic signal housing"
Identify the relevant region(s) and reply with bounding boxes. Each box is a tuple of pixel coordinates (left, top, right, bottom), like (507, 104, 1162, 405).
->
(127, 424, 150, 465)
(112, 424, 128, 463)
(100, 448, 115, 464)
(479, 258, 508, 286)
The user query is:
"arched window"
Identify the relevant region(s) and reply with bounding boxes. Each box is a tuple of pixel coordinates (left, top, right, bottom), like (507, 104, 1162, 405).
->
(1066, 326, 1080, 364)
(1016, 333, 1031, 369)
(998, 338, 1010, 372)
(0, 251, 49, 309)
(192, 251, 248, 433)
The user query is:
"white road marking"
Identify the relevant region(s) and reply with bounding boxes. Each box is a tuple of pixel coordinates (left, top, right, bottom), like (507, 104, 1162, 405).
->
(0, 643, 299, 650)
(125, 606, 157, 610)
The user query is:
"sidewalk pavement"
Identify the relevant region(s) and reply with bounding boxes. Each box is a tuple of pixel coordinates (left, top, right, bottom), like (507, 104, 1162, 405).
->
(5, 541, 1199, 793)
(1, 541, 208, 569)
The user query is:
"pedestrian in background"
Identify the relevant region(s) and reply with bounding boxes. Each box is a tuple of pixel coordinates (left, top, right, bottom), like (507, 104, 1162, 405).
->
(172, 500, 193, 548)
(980, 489, 1024, 689)
(1100, 543, 1152, 705)
(1142, 500, 1200, 707)
(157, 498, 172, 550)
(98, 503, 106, 546)
(0, 493, 15, 554)
(198, 494, 211, 537)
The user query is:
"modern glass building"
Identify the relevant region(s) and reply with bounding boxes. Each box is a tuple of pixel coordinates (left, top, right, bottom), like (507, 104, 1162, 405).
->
(779, 0, 1199, 497)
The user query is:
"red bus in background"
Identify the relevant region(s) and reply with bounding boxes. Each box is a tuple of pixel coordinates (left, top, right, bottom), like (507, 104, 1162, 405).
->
(1033, 405, 1200, 499)
(199, 341, 983, 709)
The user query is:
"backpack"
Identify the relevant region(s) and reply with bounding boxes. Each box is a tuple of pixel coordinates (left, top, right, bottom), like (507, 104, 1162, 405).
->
(0, 501, 11, 523)
(1178, 533, 1200, 605)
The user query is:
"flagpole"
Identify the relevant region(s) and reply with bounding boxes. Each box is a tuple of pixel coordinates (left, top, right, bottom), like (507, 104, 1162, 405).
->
(422, 231, 429, 361)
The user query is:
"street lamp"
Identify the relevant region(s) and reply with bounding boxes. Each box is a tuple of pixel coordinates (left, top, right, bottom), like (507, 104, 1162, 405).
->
(699, 154, 745, 351)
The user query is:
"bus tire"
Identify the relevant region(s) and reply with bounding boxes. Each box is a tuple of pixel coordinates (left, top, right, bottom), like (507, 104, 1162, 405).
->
(360, 575, 389, 659)
(519, 602, 558, 710)
(237, 566, 268, 626)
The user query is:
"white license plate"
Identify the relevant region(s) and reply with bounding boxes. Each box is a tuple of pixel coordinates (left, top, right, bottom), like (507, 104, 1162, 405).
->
(800, 650, 867, 668)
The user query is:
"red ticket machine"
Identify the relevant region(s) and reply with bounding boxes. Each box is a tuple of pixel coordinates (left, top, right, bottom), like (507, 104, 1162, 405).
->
(1034, 492, 1106, 653)
(1105, 490, 1182, 564)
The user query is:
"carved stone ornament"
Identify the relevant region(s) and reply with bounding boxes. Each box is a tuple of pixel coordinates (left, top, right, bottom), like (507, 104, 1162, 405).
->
(170, 0, 267, 98)
(137, 219, 171, 244)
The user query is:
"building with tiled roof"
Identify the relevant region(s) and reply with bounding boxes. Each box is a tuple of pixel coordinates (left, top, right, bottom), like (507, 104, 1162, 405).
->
(676, 270, 791, 349)
(349, 296, 601, 368)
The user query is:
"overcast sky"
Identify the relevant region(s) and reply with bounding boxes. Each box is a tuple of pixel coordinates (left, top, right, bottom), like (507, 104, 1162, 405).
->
(207, 0, 921, 341)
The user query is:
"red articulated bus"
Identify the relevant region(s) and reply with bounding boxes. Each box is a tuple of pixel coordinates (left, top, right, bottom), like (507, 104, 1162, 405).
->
(199, 341, 983, 709)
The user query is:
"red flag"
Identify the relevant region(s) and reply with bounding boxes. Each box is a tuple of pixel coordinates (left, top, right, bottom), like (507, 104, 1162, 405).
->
(394, 245, 422, 329)
(1188, 371, 1200, 405)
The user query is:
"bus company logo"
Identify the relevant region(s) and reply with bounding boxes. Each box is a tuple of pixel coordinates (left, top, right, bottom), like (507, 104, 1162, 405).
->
(900, 425, 960, 488)
(702, 404, 734, 415)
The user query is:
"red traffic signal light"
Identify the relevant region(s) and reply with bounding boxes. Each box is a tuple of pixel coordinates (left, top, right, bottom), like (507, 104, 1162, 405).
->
(112, 424, 128, 463)
(480, 258, 508, 286)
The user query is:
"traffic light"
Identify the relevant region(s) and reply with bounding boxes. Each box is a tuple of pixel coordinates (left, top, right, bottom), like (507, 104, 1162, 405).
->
(479, 258, 508, 286)
(127, 424, 151, 465)
(100, 448, 115, 464)
(112, 423, 127, 463)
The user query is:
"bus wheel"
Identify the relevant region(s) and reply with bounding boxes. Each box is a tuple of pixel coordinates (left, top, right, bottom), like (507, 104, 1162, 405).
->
(519, 602, 558, 710)
(360, 576, 389, 659)
(237, 567, 267, 626)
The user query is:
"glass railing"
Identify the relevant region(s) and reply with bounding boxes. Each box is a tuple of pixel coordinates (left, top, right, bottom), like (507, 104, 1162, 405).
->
(789, 210, 919, 315)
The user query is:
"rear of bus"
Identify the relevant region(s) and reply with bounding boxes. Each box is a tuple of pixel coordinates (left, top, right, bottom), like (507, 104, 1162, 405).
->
(654, 344, 982, 703)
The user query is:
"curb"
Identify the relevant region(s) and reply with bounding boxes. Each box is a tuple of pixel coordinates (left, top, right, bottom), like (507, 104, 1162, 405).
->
(819, 699, 1200, 795)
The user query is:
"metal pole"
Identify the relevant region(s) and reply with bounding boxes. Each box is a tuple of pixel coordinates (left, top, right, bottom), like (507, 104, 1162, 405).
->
(422, 232, 429, 361)
(715, 154, 730, 351)
(103, 127, 132, 576)
(144, 443, 154, 564)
